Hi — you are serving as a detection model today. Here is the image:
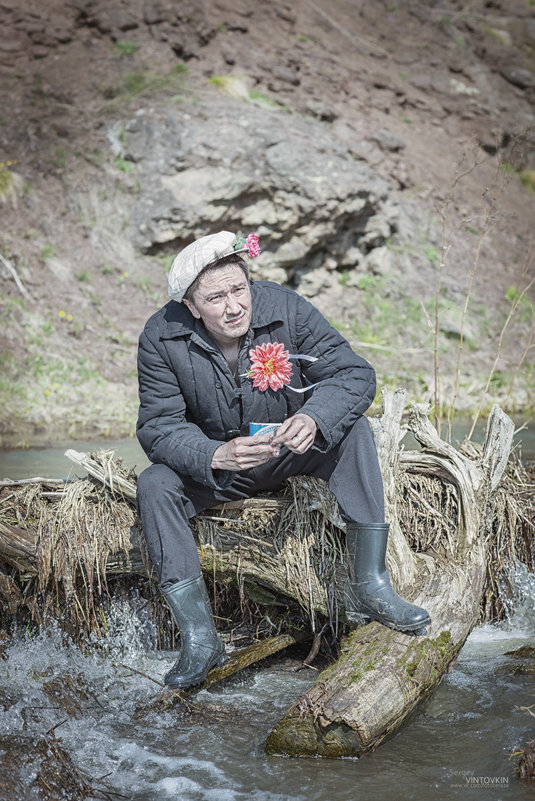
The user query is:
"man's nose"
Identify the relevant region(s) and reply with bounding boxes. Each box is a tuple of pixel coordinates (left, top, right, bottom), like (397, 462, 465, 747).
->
(225, 293, 241, 314)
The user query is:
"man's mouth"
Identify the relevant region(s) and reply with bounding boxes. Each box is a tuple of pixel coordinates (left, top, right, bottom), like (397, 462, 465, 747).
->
(226, 314, 244, 325)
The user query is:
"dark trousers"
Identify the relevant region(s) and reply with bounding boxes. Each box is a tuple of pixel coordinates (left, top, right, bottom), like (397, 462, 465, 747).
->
(136, 415, 384, 590)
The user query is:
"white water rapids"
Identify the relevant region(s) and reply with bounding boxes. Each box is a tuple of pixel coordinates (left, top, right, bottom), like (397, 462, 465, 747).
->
(0, 564, 534, 801)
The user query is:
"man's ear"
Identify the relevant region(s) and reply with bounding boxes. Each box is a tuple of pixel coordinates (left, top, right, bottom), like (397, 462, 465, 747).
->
(183, 298, 201, 319)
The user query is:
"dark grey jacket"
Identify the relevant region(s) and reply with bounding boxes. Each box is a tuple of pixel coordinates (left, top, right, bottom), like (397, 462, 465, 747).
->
(137, 281, 376, 489)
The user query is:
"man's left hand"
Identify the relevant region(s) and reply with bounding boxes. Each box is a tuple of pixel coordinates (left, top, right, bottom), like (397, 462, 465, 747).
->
(272, 413, 318, 454)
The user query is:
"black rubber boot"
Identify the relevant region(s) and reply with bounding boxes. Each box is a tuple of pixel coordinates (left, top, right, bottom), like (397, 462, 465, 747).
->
(344, 523, 431, 633)
(162, 573, 227, 689)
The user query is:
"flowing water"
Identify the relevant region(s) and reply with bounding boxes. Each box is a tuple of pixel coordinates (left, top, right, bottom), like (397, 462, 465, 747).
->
(0, 436, 534, 800)
(0, 589, 534, 801)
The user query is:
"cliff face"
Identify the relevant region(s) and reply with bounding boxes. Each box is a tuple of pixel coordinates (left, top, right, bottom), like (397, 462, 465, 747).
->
(0, 0, 534, 444)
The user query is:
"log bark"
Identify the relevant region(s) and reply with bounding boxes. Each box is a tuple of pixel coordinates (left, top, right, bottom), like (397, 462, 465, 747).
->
(265, 394, 515, 756)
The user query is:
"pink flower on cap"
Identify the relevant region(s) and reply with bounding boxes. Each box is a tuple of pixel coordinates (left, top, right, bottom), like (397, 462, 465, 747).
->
(245, 232, 261, 258)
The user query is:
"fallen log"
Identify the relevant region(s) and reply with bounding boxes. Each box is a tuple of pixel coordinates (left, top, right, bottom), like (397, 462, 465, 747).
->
(265, 394, 515, 756)
(0, 390, 530, 758)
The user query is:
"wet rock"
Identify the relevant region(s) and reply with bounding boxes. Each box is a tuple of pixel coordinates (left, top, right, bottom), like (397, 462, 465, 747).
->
(505, 646, 535, 658)
(0, 734, 95, 800)
(504, 644, 535, 675)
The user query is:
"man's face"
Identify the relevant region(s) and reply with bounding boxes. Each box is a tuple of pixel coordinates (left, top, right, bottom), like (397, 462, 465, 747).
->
(183, 264, 252, 348)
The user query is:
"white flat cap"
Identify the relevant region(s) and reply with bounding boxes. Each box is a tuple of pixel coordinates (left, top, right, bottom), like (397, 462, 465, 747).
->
(168, 231, 238, 302)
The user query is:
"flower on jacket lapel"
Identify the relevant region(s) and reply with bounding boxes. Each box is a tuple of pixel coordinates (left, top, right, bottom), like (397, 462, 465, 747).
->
(247, 342, 293, 392)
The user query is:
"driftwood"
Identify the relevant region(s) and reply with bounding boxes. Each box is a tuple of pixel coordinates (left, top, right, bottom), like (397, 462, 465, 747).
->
(133, 630, 311, 719)
(265, 393, 515, 756)
(0, 389, 527, 758)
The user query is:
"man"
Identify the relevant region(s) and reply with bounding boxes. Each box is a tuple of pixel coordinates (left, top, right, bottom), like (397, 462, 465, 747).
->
(136, 231, 430, 690)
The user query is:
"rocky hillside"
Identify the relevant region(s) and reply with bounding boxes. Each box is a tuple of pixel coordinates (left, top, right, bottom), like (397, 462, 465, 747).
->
(0, 0, 534, 445)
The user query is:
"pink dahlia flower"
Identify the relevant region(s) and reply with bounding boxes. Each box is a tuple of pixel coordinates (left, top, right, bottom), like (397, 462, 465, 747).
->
(249, 342, 293, 392)
(245, 232, 261, 258)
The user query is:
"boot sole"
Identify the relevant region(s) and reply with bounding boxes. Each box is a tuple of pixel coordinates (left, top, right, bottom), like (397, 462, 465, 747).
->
(347, 610, 431, 635)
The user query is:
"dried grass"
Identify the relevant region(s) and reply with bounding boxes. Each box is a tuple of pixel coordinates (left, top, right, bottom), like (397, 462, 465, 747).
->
(0, 450, 533, 639)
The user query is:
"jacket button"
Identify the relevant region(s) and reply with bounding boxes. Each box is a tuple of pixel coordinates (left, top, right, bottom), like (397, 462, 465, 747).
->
(215, 381, 222, 388)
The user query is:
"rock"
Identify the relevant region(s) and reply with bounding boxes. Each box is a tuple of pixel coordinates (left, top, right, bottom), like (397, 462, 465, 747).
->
(294, 266, 334, 298)
(32, 45, 50, 58)
(500, 67, 535, 89)
(449, 78, 479, 96)
(372, 128, 406, 152)
(128, 101, 390, 286)
(363, 245, 393, 276)
(0, 34, 30, 53)
(438, 305, 477, 344)
(272, 65, 300, 85)
(143, 0, 168, 25)
(340, 247, 363, 268)
(304, 99, 338, 122)
(95, 8, 139, 35)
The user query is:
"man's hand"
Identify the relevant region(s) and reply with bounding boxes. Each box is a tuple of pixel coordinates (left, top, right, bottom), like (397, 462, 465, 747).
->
(211, 436, 280, 472)
(272, 413, 318, 454)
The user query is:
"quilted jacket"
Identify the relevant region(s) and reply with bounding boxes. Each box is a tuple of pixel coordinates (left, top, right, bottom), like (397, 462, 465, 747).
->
(136, 280, 376, 489)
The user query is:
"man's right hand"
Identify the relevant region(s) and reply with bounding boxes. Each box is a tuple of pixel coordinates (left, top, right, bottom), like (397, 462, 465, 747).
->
(211, 435, 279, 472)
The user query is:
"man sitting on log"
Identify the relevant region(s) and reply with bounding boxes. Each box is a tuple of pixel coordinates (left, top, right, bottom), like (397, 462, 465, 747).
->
(136, 231, 430, 690)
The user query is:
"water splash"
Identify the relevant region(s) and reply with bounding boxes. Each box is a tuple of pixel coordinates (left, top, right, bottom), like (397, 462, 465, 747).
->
(500, 559, 535, 634)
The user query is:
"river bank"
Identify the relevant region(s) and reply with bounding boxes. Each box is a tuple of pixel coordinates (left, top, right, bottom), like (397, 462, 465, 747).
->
(1, 0, 534, 447)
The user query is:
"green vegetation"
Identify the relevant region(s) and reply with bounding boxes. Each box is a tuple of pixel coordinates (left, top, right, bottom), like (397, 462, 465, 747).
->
(505, 285, 533, 322)
(0, 166, 14, 196)
(151, 252, 175, 274)
(76, 270, 89, 282)
(40, 243, 55, 260)
(209, 75, 287, 109)
(115, 158, 133, 173)
(54, 146, 66, 167)
(338, 270, 352, 287)
(115, 40, 138, 57)
(248, 89, 284, 109)
(103, 63, 189, 104)
(424, 246, 441, 267)
(520, 169, 535, 195)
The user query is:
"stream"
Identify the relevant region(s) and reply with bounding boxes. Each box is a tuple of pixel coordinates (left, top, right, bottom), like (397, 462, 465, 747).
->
(0, 434, 534, 800)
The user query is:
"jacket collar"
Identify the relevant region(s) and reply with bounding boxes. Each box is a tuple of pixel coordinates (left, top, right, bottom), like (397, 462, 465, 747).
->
(159, 281, 283, 340)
